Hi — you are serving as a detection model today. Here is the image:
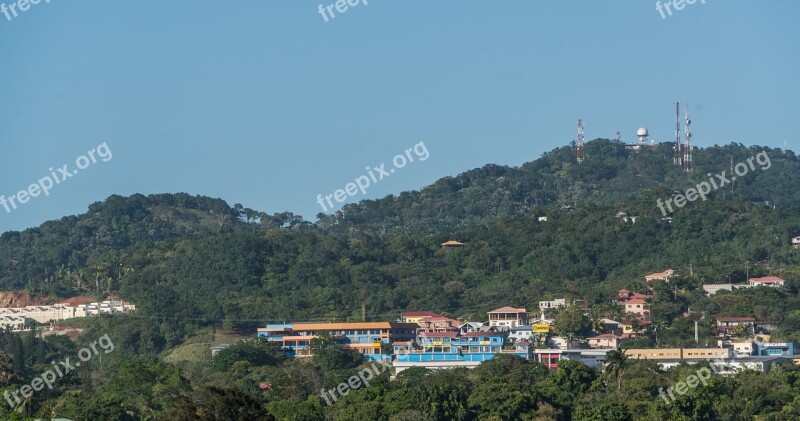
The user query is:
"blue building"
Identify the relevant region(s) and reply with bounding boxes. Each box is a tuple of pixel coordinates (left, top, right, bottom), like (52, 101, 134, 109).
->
(393, 331, 531, 373)
(257, 322, 417, 361)
(755, 342, 798, 356)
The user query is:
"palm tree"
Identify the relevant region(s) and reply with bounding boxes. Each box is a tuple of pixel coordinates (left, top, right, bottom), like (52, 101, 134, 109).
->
(604, 349, 629, 390)
(591, 318, 605, 334)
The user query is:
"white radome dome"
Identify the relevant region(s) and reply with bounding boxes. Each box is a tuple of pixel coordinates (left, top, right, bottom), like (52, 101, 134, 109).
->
(637, 127, 649, 137)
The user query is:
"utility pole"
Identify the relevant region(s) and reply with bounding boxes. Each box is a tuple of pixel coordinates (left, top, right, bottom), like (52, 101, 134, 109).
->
(745, 261, 750, 282)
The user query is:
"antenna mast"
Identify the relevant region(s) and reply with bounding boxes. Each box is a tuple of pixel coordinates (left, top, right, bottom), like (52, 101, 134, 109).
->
(684, 104, 693, 172)
(674, 101, 682, 167)
(576, 118, 585, 163)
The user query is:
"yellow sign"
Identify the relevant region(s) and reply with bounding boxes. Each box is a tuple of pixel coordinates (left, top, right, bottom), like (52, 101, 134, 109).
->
(372, 343, 382, 348)
(533, 323, 551, 333)
(479, 341, 490, 345)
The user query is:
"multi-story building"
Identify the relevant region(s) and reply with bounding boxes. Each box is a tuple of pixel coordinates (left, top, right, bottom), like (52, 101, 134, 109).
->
(715, 317, 756, 336)
(257, 322, 418, 360)
(0, 301, 135, 324)
(0, 315, 26, 331)
(508, 325, 533, 342)
(538, 299, 566, 312)
(392, 330, 530, 374)
(487, 307, 529, 328)
(645, 269, 675, 283)
(587, 333, 631, 349)
(457, 322, 484, 334)
(401, 311, 443, 324)
(755, 342, 798, 356)
(625, 348, 734, 360)
(533, 349, 609, 369)
(622, 298, 648, 317)
(718, 340, 756, 357)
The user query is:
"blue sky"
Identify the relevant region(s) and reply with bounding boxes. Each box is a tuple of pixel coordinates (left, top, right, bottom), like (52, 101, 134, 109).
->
(1, 0, 797, 232)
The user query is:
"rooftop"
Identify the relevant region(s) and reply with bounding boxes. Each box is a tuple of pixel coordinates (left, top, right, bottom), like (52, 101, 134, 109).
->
(488, 306, 527, 314)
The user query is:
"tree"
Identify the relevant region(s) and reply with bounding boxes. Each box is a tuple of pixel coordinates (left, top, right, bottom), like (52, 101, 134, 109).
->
(310, 333, 362, 371)
(604, 350, 629, 390)
(555, 306, 592, 338)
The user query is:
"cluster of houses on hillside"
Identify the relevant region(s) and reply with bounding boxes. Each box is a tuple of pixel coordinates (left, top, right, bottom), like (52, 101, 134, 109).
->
(254, 300, 798, 375)
(703, 276, 786, 295)
(0, 300, 136, 332)
(248, 269, 800, 375)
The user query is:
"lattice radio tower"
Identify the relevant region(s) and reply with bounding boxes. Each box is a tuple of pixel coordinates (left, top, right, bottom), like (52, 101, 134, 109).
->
(576, 118, 585, 163)
(683, 104, 693, 171)
(674, 101, 682, 167)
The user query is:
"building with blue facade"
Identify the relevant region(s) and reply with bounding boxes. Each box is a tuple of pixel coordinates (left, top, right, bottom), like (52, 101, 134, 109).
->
(392, 331, 531, 373)
(755, 342, 798, 356)
(257, 322, 418, 361)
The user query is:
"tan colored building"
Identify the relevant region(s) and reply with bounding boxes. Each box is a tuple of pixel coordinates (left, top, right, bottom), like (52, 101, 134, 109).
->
(587, 333, 630, 349)
(440, 240, 465, 249)
(645, 269, 675, 282)
(401, 311, 444, 324)
(625, 348, 733, 360)
(487, 307, 529, 328)
(623, 298, 648, 316)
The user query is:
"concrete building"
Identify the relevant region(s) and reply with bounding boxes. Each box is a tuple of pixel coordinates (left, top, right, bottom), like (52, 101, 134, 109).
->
(538, 299, 566, 312)
(487, 307, 529, 328)
(645, 269, 675, 283)
(532, 348, 609, 369)
(508, 325, 533, 342)
(755, 342, 798, 356)
(392, 331, 530, 374)
(656, 356, 785, 374)
(457, 322, 484, 334)
(401, 311, 443, 324)
(625, 348, 734, 360)
(0, 315, 27, 331)
(257, 322, 418, 360)
(622, 298, 649, 317)
(718, 340, 756, 357)
(0, 301, 135, 324)
(587, 333, 631, 349)
(702, 283, 751, 296)
(748, 276, 785, 288)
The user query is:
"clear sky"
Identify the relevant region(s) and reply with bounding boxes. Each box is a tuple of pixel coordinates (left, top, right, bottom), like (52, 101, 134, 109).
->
(1, 0, 797, 232)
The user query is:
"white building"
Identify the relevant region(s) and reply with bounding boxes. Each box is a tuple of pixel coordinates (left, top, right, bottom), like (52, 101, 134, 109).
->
(748, 276, 785, 288)
(508, 325, 533, 342)
(0, 315, 27, 331)
(538, 299, 566, 312)
(487, 307, 529, 328)
(0, 300, 135, 324)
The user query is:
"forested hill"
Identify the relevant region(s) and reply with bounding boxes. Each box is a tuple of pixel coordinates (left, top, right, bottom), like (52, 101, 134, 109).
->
(1, 141, 798, 293)
(320, 140, 800, 236)
(2, 141, 800, 351)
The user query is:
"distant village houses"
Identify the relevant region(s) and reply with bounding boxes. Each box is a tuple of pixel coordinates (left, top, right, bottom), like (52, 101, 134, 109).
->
(0, 300, 136, 331)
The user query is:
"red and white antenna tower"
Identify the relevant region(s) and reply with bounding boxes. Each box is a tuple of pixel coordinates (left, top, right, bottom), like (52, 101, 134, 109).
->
(683, 104, 693, 171)
(576, 118, 585, 163)
(674, 101, 682, 167)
